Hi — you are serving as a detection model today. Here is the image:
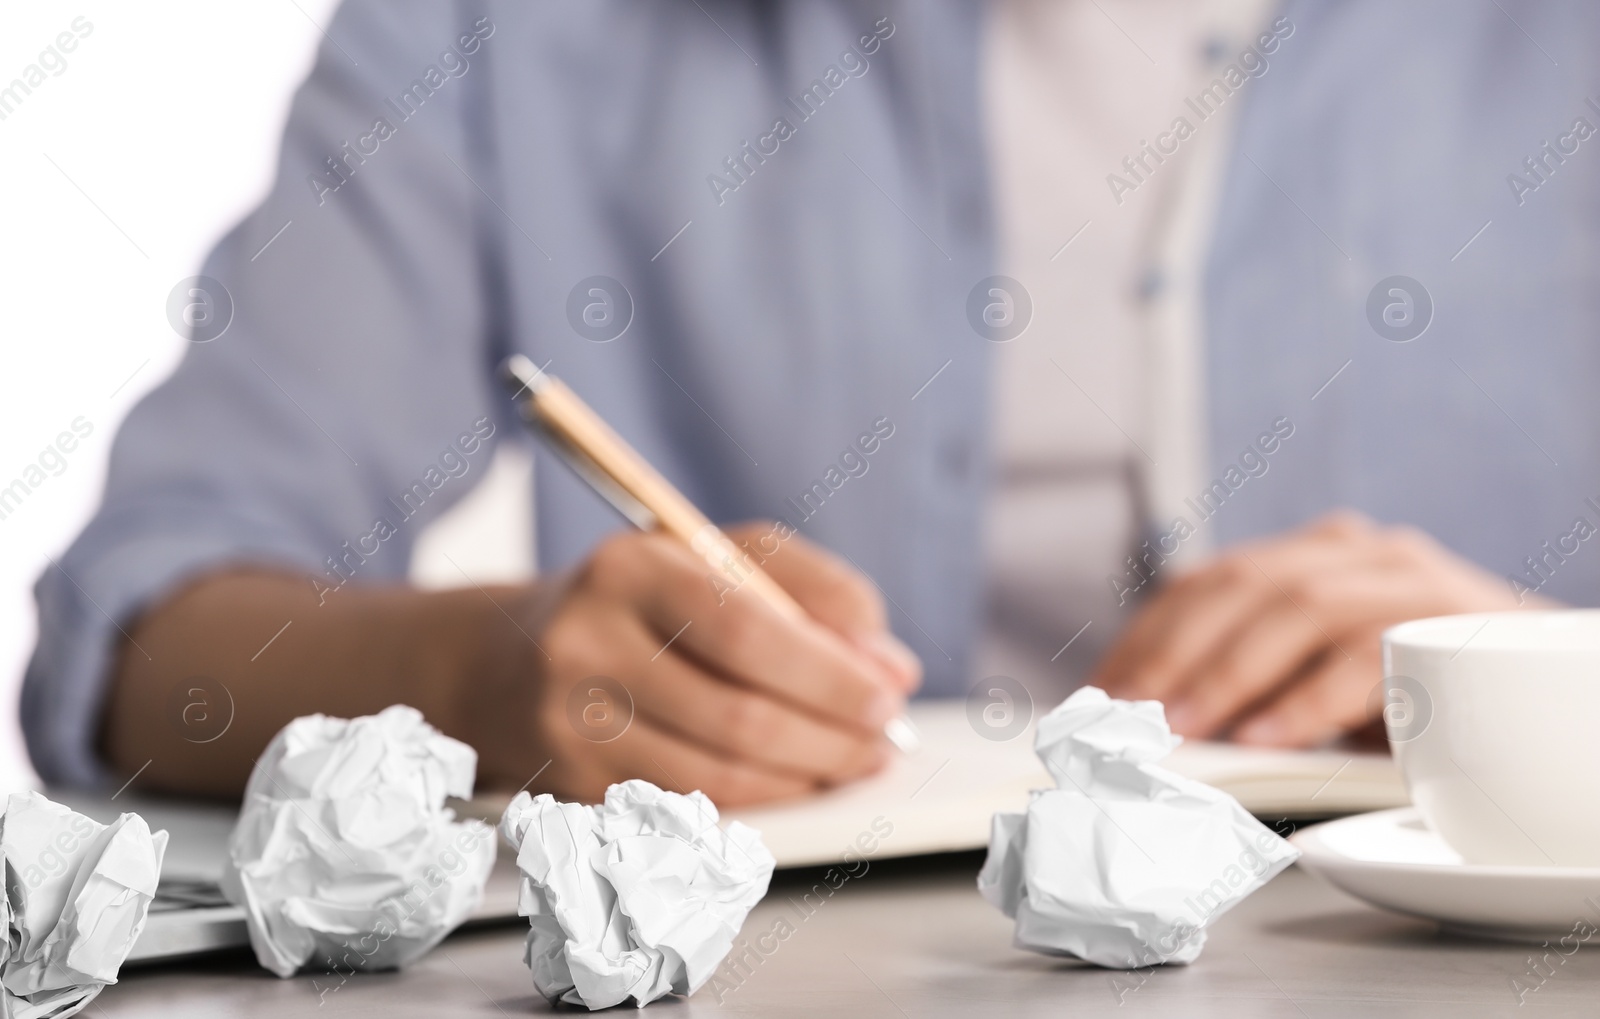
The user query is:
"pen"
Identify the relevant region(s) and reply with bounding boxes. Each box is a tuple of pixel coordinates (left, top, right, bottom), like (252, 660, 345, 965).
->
(499, 354, 920, 754)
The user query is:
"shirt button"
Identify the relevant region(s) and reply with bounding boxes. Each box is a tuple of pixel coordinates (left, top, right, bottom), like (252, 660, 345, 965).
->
(952, 189, 988, 240)
(1136, 265, 1166, 303)
(940, 437, 972, 480)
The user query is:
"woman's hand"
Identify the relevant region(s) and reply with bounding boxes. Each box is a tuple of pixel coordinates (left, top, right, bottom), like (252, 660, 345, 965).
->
(1094, 511, 1542, 746)
(483, 523, 921, 806)
(106, 524, 918, 806)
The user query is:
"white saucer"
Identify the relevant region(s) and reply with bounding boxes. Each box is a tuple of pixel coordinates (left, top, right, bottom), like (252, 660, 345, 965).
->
(1291, 808, 1600, 943)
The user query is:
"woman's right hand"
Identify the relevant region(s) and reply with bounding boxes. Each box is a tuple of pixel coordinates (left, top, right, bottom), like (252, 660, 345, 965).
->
(478, 522, 922, 806)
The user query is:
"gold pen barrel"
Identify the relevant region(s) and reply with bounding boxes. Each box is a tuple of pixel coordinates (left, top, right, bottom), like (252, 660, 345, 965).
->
(500, 355, 920, 754)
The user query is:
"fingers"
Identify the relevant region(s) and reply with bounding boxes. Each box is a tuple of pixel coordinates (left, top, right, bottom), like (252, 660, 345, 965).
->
(605, 719, 820, 808)
(1303, 508, 1377, 539)
(1166, 552, 1528, 739)
(1229, 647, 1380, 747)
(727, 522, 885, 633)
(1092, 509, 1536, 751)
(630, 637, 889, 784)
(1097, 535, 1365, 703)
(586, 529, 903, 736)
(724, 522, 922, 694)
(1096, 564, 1275, 703)
(1161, 599, 1335, 738)
(1096, 511, 1396, 699)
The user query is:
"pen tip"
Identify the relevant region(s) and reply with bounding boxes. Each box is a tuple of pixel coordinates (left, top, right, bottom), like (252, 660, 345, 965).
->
(885, 716, 921, 755)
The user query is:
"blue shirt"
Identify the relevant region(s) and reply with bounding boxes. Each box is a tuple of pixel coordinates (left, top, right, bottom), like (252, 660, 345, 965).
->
(26, 0, 1600, 787)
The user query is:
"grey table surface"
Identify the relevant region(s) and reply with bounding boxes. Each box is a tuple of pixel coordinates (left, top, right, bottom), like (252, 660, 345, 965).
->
(101, 853, 1597, 1018)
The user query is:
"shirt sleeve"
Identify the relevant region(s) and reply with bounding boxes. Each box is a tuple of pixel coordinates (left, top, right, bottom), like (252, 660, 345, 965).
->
(23, 0, 512, 787)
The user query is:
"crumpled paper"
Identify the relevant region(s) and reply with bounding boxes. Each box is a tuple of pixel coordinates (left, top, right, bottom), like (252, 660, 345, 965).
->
(500, 779, 775, 1009)
(220, 704, 495, 978)
(978, 687, 1299, 968)
(0, 790, 167, 1018)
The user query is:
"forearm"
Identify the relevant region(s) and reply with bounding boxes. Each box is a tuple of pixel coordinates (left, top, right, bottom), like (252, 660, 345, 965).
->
(101, 570, 542, 799)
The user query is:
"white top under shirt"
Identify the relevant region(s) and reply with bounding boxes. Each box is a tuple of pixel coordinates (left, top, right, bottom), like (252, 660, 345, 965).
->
(977, 0, 1275, 701)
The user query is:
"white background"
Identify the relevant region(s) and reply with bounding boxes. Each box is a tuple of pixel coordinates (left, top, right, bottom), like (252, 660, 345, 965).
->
(0, 1, 531, 793)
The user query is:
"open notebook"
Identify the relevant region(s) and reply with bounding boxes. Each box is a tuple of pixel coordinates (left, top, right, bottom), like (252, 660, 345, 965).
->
(57, 698, 1405, 963)
(466, 700, 1407, 869)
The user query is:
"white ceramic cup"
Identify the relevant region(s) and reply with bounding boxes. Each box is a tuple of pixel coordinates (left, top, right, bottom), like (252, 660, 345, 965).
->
(1383, 610, 1600, 867)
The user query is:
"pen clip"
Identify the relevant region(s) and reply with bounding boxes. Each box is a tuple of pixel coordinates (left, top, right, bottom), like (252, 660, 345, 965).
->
(539, 427, 660, 531)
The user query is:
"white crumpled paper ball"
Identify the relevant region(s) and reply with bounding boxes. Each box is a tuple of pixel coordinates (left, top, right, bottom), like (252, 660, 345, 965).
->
(979, 687, 1300, 969)
(500, 779, 776, 1009)
(220, 704, 495, 977)
(0, 791, 167, 1018)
